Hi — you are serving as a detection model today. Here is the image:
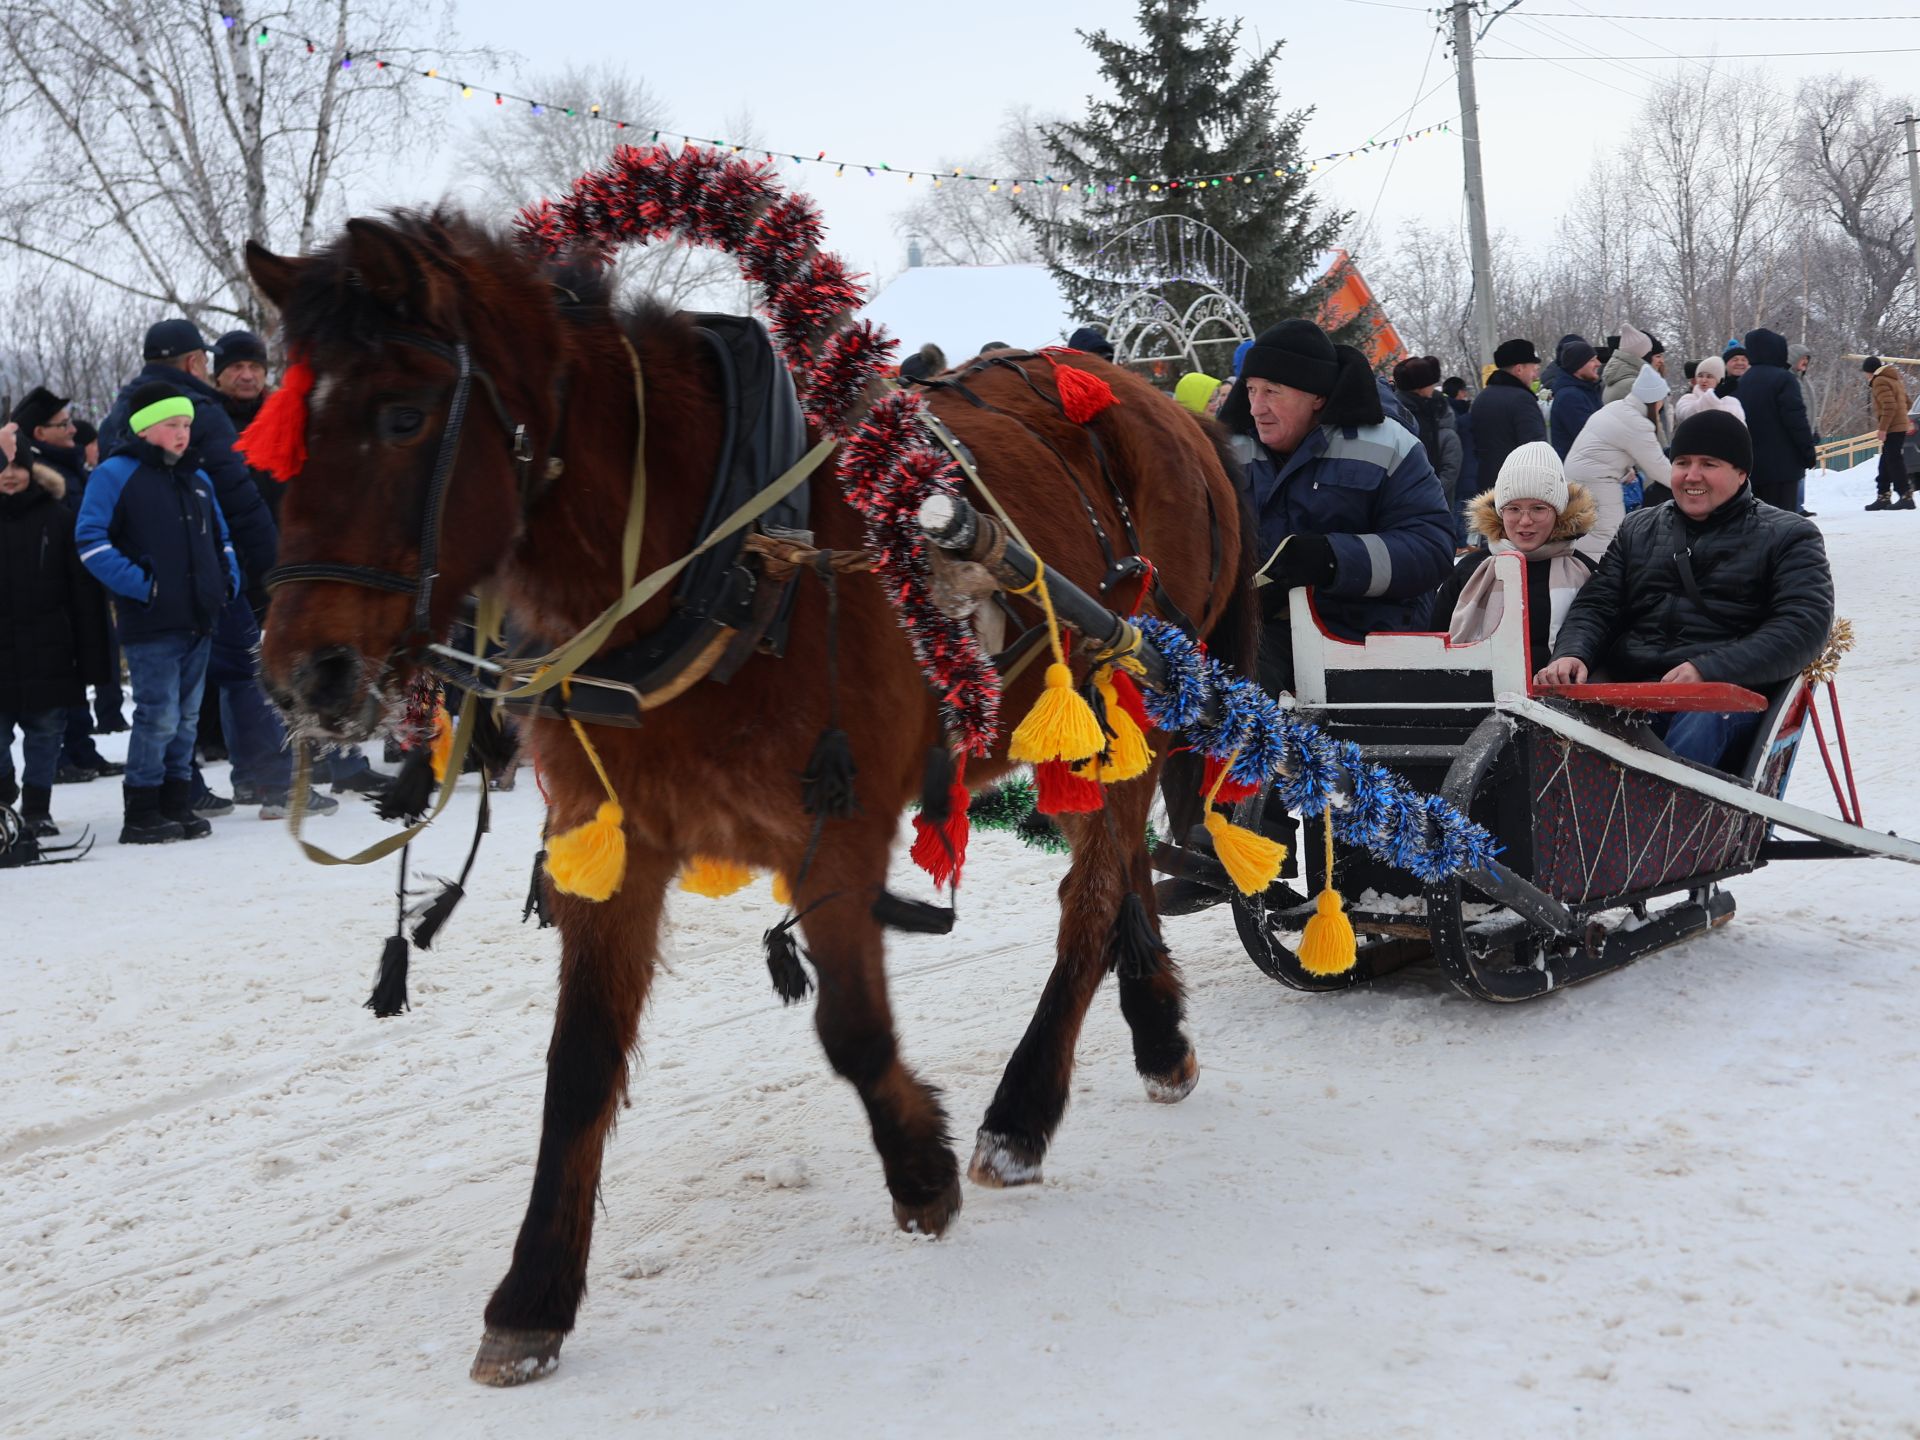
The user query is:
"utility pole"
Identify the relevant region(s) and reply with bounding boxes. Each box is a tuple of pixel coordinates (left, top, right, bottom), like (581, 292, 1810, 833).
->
(1452, 1, 1499, 375)
(1903, 114, 1920, 287)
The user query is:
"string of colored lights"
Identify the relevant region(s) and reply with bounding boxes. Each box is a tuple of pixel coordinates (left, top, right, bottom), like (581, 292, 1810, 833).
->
(212, 9, 1456, 193)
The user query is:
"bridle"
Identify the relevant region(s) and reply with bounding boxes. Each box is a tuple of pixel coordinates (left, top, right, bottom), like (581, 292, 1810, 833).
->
(263, 331, 559, 659)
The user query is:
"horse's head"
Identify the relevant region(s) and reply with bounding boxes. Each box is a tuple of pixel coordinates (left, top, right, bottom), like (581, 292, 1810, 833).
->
(247, 212, 565, 741)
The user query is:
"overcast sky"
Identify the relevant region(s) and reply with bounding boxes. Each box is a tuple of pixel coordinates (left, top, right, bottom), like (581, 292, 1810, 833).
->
(408, 0, 1920, 298)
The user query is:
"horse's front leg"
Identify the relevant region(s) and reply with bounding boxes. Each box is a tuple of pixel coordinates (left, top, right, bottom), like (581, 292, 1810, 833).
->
(797, 825, 962, 1235)
(470, 839, 675, 1387)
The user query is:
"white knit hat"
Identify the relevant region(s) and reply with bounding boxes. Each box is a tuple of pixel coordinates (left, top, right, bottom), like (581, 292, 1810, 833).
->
(1696, 354, 1726, 382)
(1630, 363, 1670, 405)
(1494, 441, 1568, 512)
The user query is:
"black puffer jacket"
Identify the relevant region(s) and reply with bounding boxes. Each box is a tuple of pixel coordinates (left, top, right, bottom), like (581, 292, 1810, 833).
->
(1733, 328, 1817, 511)
(1468, 370, 1547, 487)
(1548, 485, 1833, 687)
(0, 461, 111, 713)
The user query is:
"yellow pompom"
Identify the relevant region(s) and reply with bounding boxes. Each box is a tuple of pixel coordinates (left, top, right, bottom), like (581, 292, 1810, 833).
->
(544, 800, 627, 901)
(679, 855, 754, 898)
(428, 705, 453, 783)
(771, 871, 793, 906)
(1008, 662, 1104, 765)
(1203, 809, 1286, 896)
(1095, 675, 1153, 783)
(1298, 885, 1358, 976)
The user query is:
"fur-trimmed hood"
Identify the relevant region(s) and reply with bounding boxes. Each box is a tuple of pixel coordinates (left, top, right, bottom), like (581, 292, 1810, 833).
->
(1465, 481, 1597, 544)
(3, 461, 67, 504)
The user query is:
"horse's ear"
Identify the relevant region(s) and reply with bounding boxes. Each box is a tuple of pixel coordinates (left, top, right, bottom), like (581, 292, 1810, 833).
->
(245, 241, 302, 312)
(345, 217, 419, 315)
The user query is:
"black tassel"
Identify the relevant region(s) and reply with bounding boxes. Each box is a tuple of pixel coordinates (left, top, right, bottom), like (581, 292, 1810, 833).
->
(366, 933, 411, 1017)
(522, 847, 553, 928)
(918, 744, 956, 825)
(762, 922, 814, 1004)
(801, 727, 858, 819)
(410, 882, 465, 950)
(871, 888, 956, 935)
(376, 748, 436, 824)
(1108, 891, 1170, 979)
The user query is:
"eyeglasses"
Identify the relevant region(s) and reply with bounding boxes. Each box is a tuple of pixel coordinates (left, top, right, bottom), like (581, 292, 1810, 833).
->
(42, 418, 76, 431)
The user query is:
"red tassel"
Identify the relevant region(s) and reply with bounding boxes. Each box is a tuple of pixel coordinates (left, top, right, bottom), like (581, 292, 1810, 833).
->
(910, 780, 972, 888)
(235, 358, 315, 481)
(1035, 759, 1105, 814)
(1202, 754, 1260, 805)
(1054, 363, 1116, 424)
(1108, 669, 1152, 735)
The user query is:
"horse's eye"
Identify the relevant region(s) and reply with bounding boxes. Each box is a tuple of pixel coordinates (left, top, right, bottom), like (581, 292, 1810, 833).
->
(378, 404, 427, 443)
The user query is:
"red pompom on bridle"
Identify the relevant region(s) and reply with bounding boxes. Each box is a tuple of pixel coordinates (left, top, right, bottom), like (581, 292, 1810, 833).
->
(236, 357, 315, 481)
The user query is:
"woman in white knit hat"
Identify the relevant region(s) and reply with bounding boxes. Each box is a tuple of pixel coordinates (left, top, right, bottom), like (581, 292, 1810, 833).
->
(1672, 355, 1747, 427)
(1561, 360, 1673, 553)
(1427, 441, 1598, 659)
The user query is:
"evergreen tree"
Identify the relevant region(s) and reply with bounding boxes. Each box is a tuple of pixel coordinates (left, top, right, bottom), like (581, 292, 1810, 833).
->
(1032, 0, 1354, 354)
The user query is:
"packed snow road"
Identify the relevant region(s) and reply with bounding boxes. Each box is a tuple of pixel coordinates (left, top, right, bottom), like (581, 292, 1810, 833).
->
(6, 474, 1918, 1438)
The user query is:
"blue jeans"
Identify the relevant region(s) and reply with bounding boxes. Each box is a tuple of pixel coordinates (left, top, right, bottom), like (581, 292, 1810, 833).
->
(207, 597, 292, 792)
(123, 634, 214, 788)
(1658, 710, 1763, 773)
(1, 708, 65, 790)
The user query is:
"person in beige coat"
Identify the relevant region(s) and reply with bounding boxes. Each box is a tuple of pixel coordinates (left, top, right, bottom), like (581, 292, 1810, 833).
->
(1601, 321, 1671, 446)
(1562, 362, 1672, 554)
(1863, 356, 1916, 510)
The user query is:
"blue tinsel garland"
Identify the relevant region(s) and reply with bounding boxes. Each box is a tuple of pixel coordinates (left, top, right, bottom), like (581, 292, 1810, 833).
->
(1132, 616, 1499, 883)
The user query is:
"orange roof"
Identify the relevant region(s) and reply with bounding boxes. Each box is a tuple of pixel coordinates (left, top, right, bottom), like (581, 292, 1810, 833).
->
(1316, 249, 1405, 370)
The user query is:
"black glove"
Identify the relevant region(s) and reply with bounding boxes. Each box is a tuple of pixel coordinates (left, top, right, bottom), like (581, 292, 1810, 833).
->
(1260, 531, 1336, 591)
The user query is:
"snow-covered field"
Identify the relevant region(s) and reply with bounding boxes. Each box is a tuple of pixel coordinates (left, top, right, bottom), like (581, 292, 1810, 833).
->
(7, 470, 1919, 1439)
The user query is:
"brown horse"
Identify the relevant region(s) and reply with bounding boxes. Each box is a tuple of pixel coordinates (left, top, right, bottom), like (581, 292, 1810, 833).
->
(247, 210, 1253, 1384)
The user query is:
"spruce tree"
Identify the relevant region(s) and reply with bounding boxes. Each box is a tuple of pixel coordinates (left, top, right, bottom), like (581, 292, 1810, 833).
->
(1033, 0, 1353, 353)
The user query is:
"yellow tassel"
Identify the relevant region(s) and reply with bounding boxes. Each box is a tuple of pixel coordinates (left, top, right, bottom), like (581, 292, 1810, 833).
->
(679, 855, 754, 898)
(1203, 808, 1286, 896)
(771, 872, 793, 906)
(545, 800, 628, 901)
(1297, 813, 1357, 976)
(1094, 671, 1153, 783)
(428, 705, 453, 782)
(1009, 662, 1104, 764)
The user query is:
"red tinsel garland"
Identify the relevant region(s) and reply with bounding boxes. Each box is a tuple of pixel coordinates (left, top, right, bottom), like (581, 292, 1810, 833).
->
(517, 144, 1001, 753)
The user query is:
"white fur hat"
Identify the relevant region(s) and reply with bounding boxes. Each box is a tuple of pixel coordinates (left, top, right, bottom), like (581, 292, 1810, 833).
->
(1494, 441, 1568, 512)
(1630, 363, 1670, 405)
(1696, 354, 1727, 382)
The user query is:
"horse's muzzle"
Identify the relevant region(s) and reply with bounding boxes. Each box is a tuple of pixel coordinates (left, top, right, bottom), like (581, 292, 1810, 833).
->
(271, 645, 383, 741)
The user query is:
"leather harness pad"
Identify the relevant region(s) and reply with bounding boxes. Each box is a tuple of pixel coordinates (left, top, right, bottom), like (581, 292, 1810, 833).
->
(503, 313, 810, 728)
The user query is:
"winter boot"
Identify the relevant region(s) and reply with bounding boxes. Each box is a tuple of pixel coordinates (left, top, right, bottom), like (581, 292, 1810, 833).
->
(1866, 492, 1896, 511)
(1897, 491, 1917, 510)
(54, 761, 99, 784)
(159, 778, 214, 839)
(20, 784, 57, 839)
(120, 785, 185, 844)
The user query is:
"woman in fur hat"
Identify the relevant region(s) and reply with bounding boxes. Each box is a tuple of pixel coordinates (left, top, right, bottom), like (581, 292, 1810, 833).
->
(1427, 441, 1598, 660)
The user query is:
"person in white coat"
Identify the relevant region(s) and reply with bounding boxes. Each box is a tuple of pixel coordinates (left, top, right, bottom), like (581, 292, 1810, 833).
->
(1673, 355, 1746, 427)
(1562, 362, 1672, 555)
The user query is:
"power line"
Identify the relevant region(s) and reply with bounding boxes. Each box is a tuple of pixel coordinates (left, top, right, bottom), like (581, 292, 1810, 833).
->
(1513, 9, 1920, 17)
(1564, 0, 1718, 75)
(1481, 37, 1650, 101)
(1357, 29, 1443, 248)
(1482, 46, 1920, 58)
(1509, 14, 1667, 88)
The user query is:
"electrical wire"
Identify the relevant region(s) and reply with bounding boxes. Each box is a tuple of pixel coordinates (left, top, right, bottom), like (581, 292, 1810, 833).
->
(1353, 29, 1443, 247)
(1479, 36, 1650, 101)
(1481, 46, 1920, 58)
(1513, 9, 1920, 17)
(1565, 0, 1718, 75)
(1509, 13, 1667, 87)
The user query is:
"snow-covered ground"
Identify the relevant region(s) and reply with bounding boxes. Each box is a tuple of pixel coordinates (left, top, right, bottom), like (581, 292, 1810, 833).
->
(7, 469, 1919, 1439)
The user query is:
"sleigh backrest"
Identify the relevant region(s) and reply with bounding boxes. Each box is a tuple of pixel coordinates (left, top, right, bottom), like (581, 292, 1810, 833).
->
(1288, 551, 1531, 711)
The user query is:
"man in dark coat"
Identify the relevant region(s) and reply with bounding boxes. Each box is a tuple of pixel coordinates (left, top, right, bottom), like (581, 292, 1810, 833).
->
(1538, 409, 1833, 770)
(1391, 354, 1463, 512)
(1443, 376, 1480, 547)
(211, 329, 279, 523)
(1726, 328, 1818, 512)
(1546, 338, 1604, 458)
(1470, 338, 1548, 488)
(0, 441, 111, 835)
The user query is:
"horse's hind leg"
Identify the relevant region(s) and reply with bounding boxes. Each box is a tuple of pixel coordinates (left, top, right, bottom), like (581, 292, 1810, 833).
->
(970, 779, 1193, 1186)
(470, 841, 674, 1387)
(1117, 842, 1198, 1103)
(798, 827, 962, 1236)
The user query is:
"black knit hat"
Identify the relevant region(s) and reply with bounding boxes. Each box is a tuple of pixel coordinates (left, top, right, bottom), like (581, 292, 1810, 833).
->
(1240, 319, 1340, 397)
(213, 329, 268, 376)
(1558, 339, 1597, 373)
(1644, 331, 1665, 358)
(1683, 360, 1699, 381)
(1392, 354, 1442, 390)
(1669, 409, 1753, 473)
(1067, 325, 1115, 360)
(1493, 338, 1540, 368)
(73, 419, 97, 447)
(12, 385, 70, 431)
(1862, 355, 1883, 374)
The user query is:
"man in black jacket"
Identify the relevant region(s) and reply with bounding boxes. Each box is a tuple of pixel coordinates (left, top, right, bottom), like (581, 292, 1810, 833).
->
(1733, 328, 1818, 512)
(1537, 410, 1834, 770)
(1469, 339, 1548, 491)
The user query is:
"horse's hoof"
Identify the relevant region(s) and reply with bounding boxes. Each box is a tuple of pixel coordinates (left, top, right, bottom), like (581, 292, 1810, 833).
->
(892, 1173, 963, 1236)
(469, 1327, 565, 1387)
(1143, 1049, 1199, 1105)
(967, 1129, 1044, 1188)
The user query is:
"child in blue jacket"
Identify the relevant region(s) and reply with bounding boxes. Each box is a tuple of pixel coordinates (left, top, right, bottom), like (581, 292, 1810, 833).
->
(75, 383, 240, 844)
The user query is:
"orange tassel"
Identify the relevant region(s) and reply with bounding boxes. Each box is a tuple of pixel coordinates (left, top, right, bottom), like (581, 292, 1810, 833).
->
(428, 705, 453, 783)
(235, 358, 314, 481)
(1202, 753, 1261, 805)
(1054, 363, 1116, 424)
(1035, 758, 1104, 814)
